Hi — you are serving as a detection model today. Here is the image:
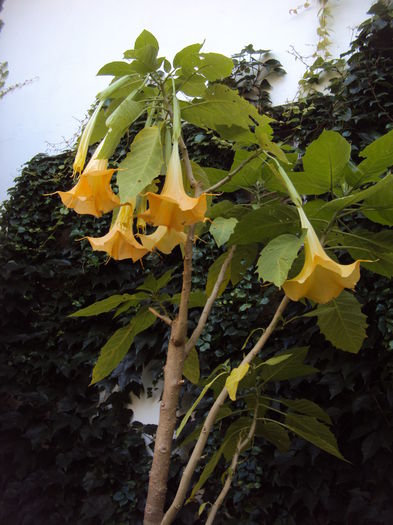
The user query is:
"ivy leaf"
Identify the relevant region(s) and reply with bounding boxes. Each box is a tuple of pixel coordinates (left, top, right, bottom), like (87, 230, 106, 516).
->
(256, 233, 305, 287)
(306, 291, 367, 354)
(209, 217, 238, 247)
(225, 363, 250, 401)
(285, 413, 346, 461)
(90, 308, 155, 385)
(256, 420, 291, 453)
(301, 130, 351, 192)
(183, 347, 200, 385)
(117, 126, 162, 202)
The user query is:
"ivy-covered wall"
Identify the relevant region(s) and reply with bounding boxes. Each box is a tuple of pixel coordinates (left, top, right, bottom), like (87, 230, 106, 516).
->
(1, 2, 393, 524)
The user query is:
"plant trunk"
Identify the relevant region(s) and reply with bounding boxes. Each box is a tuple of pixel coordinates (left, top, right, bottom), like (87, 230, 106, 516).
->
(143, 325, 186, 525)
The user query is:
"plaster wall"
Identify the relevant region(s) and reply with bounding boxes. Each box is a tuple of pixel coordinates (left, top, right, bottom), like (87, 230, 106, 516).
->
(0, 0, 373, 202)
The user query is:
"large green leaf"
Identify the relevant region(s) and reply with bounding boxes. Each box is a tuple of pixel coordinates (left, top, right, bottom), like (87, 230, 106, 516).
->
(97, 61, 134, 76)
(256, 420, 291, 453)
(137, 268, 174, 294)
(256, 233, 305, 287)
(356, 129, 393, 184)
(180, 84, 267, 133)
(173, 43, 203, 69)
(362, 174, 393, 226)
(328, 228, 393, 277)
(279, 398, 332, 424)
(205, 251, 232, 297)
(285, 413, 345, 460)
(198, 53, 234, 81)
(306, 291, 367, 354)
(314, 173, 393, 217)
(70, 293, 148, 317)
(105, 94, 145, 135)
(183, 347, 200, 385)
(134, 30, 159, 51)
(91, 308, 155, 385)
(203, 150, 264, 192)
(231, 244, 259, 285)
(209, 217, 238, 247)
(301, 130, 351, 192)
(117, 126, 162, 202)
(259, 347, 317, 383)
(230, 204, 299, 245)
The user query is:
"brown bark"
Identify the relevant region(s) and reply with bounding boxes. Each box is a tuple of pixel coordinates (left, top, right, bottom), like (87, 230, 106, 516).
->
(143, 229, 194, 525)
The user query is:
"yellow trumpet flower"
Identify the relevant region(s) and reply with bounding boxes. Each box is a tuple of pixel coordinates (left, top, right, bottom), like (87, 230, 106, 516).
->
(283, 208, 366, 304)
(139, 226, 187, 254)
(140, 141, 207, 231)
(87, 204, 148, 262)
(56, 143, 120, 218)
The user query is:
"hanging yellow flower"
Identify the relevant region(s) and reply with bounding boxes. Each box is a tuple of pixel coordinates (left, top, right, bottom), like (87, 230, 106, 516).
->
(87, 204, 148, 262)
(139, 226, 187, 254)
(283, 208, 366, 304)
(56, 144, 120, 218)
(139, 141, 207, 231)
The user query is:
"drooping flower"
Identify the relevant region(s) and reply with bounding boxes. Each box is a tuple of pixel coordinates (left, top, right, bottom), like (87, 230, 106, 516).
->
(73, 101, 104, 175)
(139, 140, 207, 231)
(283, 208, 366, 304)
(56, 142, 120, 218)
(87, 204, 148, 262)
(139, 226, 187, 255)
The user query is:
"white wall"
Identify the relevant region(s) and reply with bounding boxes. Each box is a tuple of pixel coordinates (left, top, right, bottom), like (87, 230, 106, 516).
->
(0, 0, 374, 202)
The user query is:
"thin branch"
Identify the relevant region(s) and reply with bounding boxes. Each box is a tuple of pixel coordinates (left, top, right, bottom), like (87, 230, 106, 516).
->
(179, 135, 200, 190)
(205, 405, 258, 525)
(185, 245, 237, 357)
(162, 294, 290, 525)
(148, 307, 173, 326)
(205, 150, 263, 193)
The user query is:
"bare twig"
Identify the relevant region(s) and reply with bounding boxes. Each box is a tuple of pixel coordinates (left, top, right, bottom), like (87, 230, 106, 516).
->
(148, 307, 173, 326)
(162, 295, 290, 525)
(205, 404, 258, 525)
(179, 136, 200, 190)
(185, 245, 237, 356)
(205, 150, 263, 193)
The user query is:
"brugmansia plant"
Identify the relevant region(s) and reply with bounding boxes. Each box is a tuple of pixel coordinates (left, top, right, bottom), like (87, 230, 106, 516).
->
(55, 30, 393, 525)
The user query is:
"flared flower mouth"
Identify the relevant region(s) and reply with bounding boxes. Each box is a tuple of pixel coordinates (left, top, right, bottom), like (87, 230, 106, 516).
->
(56, 143, 120, 218)
(283, 208, 367, 304)
(139, 141, 207, 231)
(87, 204, 148, 262)
(139, 225, 187, 254)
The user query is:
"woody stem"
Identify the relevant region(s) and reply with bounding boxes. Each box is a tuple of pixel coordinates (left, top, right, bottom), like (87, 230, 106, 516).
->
(143, 227, 195, 525)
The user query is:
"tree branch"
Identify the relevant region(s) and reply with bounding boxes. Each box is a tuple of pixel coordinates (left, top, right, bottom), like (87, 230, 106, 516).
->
(161, 294, 290, 525)
(204, 150, 263, 193)
(148, 307, 173, 326)
(185, 245, 236, 357)
(205, 404, 258, 525)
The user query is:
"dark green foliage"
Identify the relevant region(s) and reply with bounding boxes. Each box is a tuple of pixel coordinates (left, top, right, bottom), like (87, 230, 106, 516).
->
(0, 152, 171, 524)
